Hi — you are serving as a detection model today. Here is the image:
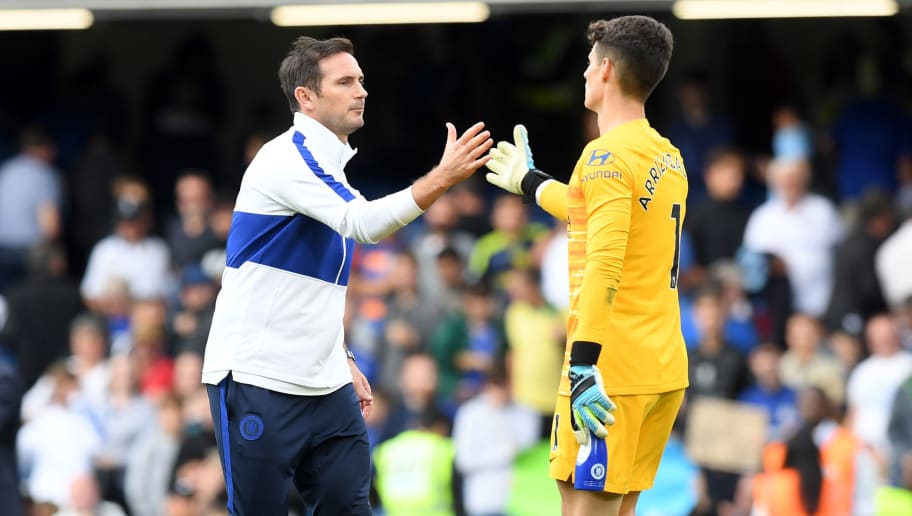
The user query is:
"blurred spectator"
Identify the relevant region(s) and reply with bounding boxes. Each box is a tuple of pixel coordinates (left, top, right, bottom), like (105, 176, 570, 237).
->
(829, 330, 865, 374)
(467, 195, 547, 291)
(685, 148, 750, 269)
(54, 474, 125, 516)
(172, 351, 203, 403)
(502, 267, 563, 432)
(17, 364, 102, 509)
(665, 69, 732, 203)
(710, 261, 759, 353)
(93, 278, 133, 356)
(825, 189, 895, 335)
(738, 343, 801, 442)
(94, 355, 156, 510)
(743, 157, 843, 317)
(752, 414, 823, 516)
(752, 385, 878, 516)
(80, 178, 170, 308)
(803, 386, 877, 515)
(431, 282, 503, 403)
(165, 172, 219, 271)
(125, 394, 183, 516)
(737, 247, 794, 346)
(538, 223, 569, 311)
(170, 265, 217, 349)
(167, 384, 218, 512)
(772, 105, 813, 161)
(449, 180, 490, 238)
(687, 288, 747, 514)
(0, 354, 21, 516)
(207, 189, 235, 247)
(383, 353, 442, 441)
(686, 285, 749, 400)
(0, 125, 61, 292)
(452, 365, 538, 516)
(166, 447, 225, 516)
(373, 407, 455, 516)
(0, 242, 84, 390)
(377, 251, 447, 395)
(434, 247, 468, 314)
(876, 208, 912, 310)
(779, 314, 846, 406)
(409, 193, 475, 299)
(129, 300, 175, 403)
(847, 314, 912, 462)
(685, 292, 751, 509)
(21, 313, 109, 422)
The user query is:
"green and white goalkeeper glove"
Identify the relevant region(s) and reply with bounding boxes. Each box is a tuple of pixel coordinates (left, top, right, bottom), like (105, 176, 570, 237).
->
(484, 124, 553, 203)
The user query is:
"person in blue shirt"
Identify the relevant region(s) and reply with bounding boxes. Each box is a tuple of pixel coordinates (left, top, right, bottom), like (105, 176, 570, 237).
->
(738, 342, 800, 442)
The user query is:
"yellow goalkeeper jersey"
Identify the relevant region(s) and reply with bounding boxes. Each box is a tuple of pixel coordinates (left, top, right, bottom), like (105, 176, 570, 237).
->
(539, 118, 689, 396)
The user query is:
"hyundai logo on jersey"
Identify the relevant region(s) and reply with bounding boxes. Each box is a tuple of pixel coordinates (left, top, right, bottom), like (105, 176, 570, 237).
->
(587, 149, 614, 166)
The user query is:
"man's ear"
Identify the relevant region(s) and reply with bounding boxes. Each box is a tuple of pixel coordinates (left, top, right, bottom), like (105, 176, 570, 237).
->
(600, 56, 612, 83)
(295, 86, 316, 112)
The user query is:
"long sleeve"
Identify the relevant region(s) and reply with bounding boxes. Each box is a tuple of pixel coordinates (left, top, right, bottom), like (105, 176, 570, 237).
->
(537, 180, 568, 222)
(238, 133, 424, 246)
(263, 174, 423, 245)
(572, 157, 635, 344)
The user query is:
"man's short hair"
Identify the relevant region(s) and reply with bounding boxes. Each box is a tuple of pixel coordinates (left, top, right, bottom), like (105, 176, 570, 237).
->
(278, 36, 354, 113)
(586, 16, 673, 101)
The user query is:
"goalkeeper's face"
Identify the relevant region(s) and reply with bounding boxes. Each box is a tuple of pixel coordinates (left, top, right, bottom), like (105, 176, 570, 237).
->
(582, 46, 604, 111)
(310, 52, 368, 141)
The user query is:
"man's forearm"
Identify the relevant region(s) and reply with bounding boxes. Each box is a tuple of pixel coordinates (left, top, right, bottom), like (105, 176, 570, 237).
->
(411, 168, 454, 210)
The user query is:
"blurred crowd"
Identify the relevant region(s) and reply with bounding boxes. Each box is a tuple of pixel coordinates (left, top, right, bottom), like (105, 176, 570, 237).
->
(0, 33, 911, 516)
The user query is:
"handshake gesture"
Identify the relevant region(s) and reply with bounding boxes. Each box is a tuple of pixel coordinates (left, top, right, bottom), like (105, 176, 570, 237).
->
(484, 124, 553, 203)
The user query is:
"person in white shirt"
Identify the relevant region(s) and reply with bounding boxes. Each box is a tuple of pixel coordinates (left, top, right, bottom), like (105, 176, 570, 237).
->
(453, 366, 539, 516)
(743, 158, 843, 317)
(17, 365, 102, 509)
(847, 314, 912, 462)
(80, 178, 170, 307)
(201, 36, 492, 516)
(876, 211, 912, 309)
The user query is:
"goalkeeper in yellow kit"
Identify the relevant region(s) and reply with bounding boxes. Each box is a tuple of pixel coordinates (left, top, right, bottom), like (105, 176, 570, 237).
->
(485, 16, 688, 516)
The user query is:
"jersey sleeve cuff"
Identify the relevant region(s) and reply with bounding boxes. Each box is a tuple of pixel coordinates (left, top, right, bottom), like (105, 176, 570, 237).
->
(534, 179, 556, 205)
(396, 186, 426, 221)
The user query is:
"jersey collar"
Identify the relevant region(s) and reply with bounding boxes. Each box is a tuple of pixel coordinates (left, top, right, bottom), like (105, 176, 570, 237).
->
(293, 112, 358, 169)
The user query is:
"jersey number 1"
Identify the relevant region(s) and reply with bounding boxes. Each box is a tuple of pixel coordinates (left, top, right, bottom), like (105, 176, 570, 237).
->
(670, 203, 681, 289)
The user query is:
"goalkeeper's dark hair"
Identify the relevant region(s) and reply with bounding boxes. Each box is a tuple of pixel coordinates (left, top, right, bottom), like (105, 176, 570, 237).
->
(279, 36, 354, 113)
(586, 16, 673, 102)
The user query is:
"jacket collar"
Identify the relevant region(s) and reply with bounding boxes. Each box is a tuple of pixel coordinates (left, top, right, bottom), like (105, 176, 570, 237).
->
(293, 112, 358, 168)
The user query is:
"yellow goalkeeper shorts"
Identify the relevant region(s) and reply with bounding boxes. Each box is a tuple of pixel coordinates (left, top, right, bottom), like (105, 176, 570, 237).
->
(548, 389, 685, 494)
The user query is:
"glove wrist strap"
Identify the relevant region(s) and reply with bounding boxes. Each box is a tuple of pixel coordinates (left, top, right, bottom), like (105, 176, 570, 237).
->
(570, 340, 602, 366)
(520, 168, 553, 204)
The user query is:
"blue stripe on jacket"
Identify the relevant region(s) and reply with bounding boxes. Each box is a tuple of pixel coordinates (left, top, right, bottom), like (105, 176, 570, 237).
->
(226, 211, 353, 285)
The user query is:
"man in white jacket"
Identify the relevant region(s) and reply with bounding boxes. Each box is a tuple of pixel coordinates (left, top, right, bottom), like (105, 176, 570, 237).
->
(202, 36, 492, 516)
